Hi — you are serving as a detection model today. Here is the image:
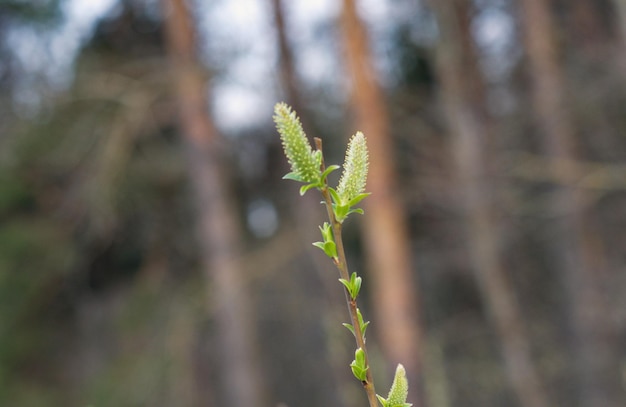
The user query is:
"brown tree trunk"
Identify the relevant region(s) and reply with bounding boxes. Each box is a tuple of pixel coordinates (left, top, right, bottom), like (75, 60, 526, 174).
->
(518, 1, 623, 406)
(616, 0, 626, 35)
(613, 0, 626, 57)
(271, 0, 305, 119)
(161, 1, 264, 406)
(428, 2, 550, 407)
(569, 0, 614, 55)
(339, 1, 425, 405)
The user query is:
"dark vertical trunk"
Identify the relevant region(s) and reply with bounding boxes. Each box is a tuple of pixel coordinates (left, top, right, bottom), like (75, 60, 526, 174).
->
(161, 1, 264, 406)
(271, 0, 305, 118)
(518, 0, 623, 406)
(569, 0, 614, 55)
(612, 0, 626, 70)
(429, 2, 550, 407)
(616, 0, 626, 46)
(339, 1, 425, 405)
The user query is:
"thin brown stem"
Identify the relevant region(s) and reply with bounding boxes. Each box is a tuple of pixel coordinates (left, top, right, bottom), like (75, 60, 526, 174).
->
(315, 138, 379, 407)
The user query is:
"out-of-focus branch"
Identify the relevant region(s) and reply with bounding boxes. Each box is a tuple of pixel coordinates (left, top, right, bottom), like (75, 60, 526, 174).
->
(506, 153, 626, 190)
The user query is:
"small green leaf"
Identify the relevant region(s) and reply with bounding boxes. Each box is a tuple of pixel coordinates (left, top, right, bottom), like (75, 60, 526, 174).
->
(377, 394, 389, 407)
(313, 241, 338, 259)
(348, 207, 365, 216)
(321, 165, 340, 182)
(348, 192, 371, 207)
(329, 187, 341, 205)
(352, 273, 362, 298)
(282, 172, 304, 182)
(355, 347, 366, 366)
(339, 278, 351, 291)
(339, 272, 361, 299)
(299, 183, 319, 196)
(342, 323, 355, 337)
(356, 308, 370, 338)
(334, 204, 350, 223)
(361, 320, 370, 337)
(319, 222, 333, 241)
(350, 364, 367, 382)
(324, 241, 337, 258)
(314, 223, 337, 258)
(313, 241, 325, 250)
(350, 348, 368, 381)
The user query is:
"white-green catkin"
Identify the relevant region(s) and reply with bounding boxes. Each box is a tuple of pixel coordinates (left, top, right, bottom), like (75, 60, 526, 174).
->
(273, 102, 320, 183)
(337, 132, 369, 203)
(387, 364, 409, 407)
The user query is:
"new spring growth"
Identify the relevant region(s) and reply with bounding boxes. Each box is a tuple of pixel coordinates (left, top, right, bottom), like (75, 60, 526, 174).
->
(342, 307, 370, 339)
(275, 102, 393, 407)
(376, 364, 412, 407)
(339, 271, 362, 300)
(313, 222, 338, 259)
(274, 102, 320, 185)
(273, 103, 339, 195)
(350, 347, 369, 382)
(338, 132, 369, 201)
(330, 132, 371, 223)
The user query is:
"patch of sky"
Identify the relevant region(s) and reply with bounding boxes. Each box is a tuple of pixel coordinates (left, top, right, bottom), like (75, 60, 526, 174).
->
(7, 0, 410, 132)
(8, 0, 119, 111)
(472, 5, 517, 81)
(472, 4, 518, 115)
(198, 0, 277, 133)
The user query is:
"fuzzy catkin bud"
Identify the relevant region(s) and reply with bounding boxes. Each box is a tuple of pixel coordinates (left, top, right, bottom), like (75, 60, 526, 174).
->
(273, 102, 320, 183)
(337, 132, 369, 203)
(387, 364, 409, 407)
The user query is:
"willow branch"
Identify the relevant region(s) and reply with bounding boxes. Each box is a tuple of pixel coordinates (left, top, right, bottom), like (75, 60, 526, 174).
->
(315, 137, 378, 407)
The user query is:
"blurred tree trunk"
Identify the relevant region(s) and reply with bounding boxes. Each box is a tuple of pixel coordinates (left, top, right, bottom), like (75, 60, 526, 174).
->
(271, 0, 305, 121)
(428, 3, 550, 407)
(518, 1, 623, 406)
(568, 0, 614, 55)
(161, 1, 264, 407)
(612, 0, 626, 59)
(339, 1, 425, 405)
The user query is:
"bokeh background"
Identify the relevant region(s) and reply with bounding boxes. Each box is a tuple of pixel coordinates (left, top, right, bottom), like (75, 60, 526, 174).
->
(1, 0, 625, 406)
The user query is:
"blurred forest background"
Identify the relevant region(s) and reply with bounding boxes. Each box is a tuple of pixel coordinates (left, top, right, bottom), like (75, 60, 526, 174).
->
(1, 0, 625, 406)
